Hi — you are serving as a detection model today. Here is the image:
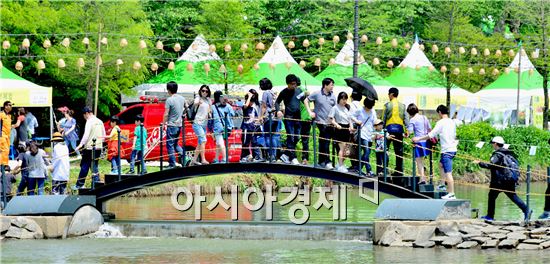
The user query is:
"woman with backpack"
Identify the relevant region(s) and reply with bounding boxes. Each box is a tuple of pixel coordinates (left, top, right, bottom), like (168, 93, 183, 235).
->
(210, 91, 234, 163)
(328, 92, 358, 173)
(474, 136, 531, 222)
(240, 89, 262, 162)
(406, 103, 431, 184)
(191, 85, 212, 165)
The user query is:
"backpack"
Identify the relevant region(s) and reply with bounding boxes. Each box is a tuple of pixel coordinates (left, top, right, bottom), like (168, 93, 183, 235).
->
(496, 152, 520, 183)
(186, 103, 198, 122)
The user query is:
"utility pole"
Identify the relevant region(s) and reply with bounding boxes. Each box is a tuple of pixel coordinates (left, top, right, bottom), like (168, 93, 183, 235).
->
(352, 0, 359, 78)
(516, 43, 522, 126)
(94, 23, 102, 115)
(445, 4, 455, 110)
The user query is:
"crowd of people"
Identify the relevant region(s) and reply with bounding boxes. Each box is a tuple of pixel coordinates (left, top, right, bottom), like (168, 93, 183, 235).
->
(1, 74, 550, 220)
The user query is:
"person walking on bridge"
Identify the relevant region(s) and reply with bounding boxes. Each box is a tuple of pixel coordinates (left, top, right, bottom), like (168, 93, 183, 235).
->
(163, 81, 187, 169)
(307, 78, 336, 169)
(474, 136, 531, 222)
(382, 87, 409, 177)
(74, 106, 105, 189)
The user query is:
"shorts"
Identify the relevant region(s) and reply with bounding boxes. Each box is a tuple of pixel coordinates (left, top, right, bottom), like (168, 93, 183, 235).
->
(333, 123, 350, 143)
(192, 123, 207, 145)
(440, 152, 456, 173)
(413, 141, 431, 158)
(213, 133, 224, 146)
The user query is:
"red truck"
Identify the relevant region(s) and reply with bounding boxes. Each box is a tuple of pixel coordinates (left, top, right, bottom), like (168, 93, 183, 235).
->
(104, 102, 242, 164)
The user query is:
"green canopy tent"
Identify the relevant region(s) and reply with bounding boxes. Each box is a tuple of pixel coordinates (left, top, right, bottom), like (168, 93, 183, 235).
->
(236, 36, 321, 92)
(123, 35, 225, 104)
(384, 39, 474, 109)
(315, 39, 392, 95)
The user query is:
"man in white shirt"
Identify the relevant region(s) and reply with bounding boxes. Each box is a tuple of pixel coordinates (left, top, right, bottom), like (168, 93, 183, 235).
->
(413, 105, 457, 200)
(74, 106, 106, 189)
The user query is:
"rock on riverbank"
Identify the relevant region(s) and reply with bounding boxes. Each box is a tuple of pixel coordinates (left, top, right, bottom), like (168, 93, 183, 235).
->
(375, 219, 550, 250)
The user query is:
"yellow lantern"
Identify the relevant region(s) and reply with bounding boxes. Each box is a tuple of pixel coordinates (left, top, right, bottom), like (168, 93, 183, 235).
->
(253, 63, 260, 70)
(431, 44, 439, 55)
(453, 67, 460, 75)
(492, 68, 500, 76)
(132, 61, 142, 71)
(458, 47, 465, 54)
(318, 37, 325, 49)
(37, 60, 45, 75)
(167, 61, 175, 71)
(428, 65, 435, 71)
(531, 50, 539, 59)
(333, 35, 340, 49)
(400, 63, 407, 69)
(191, 43, 198, 50)
(139, 40, 147, 50)
(419, 44, 425, 51)
(57, 59, 66, 69)
(82, 37, 90, 47)
(483, 48, 490, 57)
(77, 58, 85, 70)
(116, 59, 123, 72)
(479, 68, 486, 75)
(314, 58, 321, 72)
(255, 42, 265, 50)
(361, 35, 368, 45)
(302, 39, 310, 49)
(207, 44, 215, 53)
(347, 32, 353, 40)
(285, 62, 292, 70)
(504, 68, 510, 74)
(204, 63, 211, 75)
(376, 37, 383, 46)
(172, 43, 181, 53)
(387, 60, 394, 68)
(2, 40, 10, 50)
(467, 67, 474, 74)
(156, 40, 164, 51)
(43, 39, 51, 50)
(150, 62, 158, 74)
(237, 64, 244, 74)
(240, 43, 248, 53)
(15, 61, 23, 75)
(186, 62, 194, 72)
(120, 38, 128, 48)
(100, 37, 108, 46)
(61, 38, 70, 49)
(495, 49, 502, 58)
(508, 49, 515, 57)
(329, 58, 336, 65)
(224, 44, 231, 53)
(440, 65, 447, 73)
(391, 38, 398, 48)
(471, 47, 478, 56)
(444, 47, 451, 55)
(415, 65, 421, 71)
(372, 57, 380, 66)
(287, 41, 295, 51)
(299, 60, 306, 68)
(404, 42, 411, 50)
(22, 38, 30, 54)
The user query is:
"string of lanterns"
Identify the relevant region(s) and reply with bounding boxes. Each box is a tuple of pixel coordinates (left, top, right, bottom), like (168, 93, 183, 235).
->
(0, 34, 545, 77)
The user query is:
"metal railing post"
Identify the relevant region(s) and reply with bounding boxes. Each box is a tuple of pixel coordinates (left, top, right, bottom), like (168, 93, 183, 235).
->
(140, 123, 145, 175)
(224, 113, 229, 163)
(1, 165, 6, 209)
(383, 129, 388, 183)
(526, 165, 531, 217)
(312, 121, 317, 167)
(429, 149, 433, 185)
(159, 124, 164, 171)
(357, 126, 362, 175)
(412, 146, 417, 192)
(117, 128, 121, 181)
(182, 123, 186, 167)
(268, 114, 273, 163)
(92, 139, 97, 189)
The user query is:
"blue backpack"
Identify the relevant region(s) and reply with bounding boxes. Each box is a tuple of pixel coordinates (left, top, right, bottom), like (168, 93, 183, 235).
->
(496, 152, 520, 183)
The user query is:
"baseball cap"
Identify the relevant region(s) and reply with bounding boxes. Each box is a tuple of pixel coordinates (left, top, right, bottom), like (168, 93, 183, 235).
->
(491, 136, 505, 145)
(82, 106, 93, 113)
(374, 119, 383, 126)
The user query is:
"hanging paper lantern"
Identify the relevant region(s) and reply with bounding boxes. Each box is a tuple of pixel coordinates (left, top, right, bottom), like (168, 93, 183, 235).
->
(479, 68, 486, 75)
(471, 48, 478, 56)
(372, 57, 380, 66)
(43, 39, 51, 50)
(431, 44, 438, 54)
(204, 63, 211, 75)
(253, 63, 259, 70)
(237, 64, 244, 74)
(2, 40, 10, 50)
(171, 43, 180, 53)
(285, 61, 292, 70)
(139, 40, 147, 50)
(22, 38, 30, 50)
(77, 58, 85, 71)
(415, 65, 421, 71)
(428, 65, 435, 71)
(150, 62, 158, 73)
(532, 50, 539, 59)
(61, 38, 70, 48)
(492, 68, 500, 76)
(36, 60, 45, 75)
(440, 65, 447, 73)
(115, 59, 123, 71)
(387, 60, 394, 68)
(100, 37, 108, 45)
(269, 63, 276, 70)
(299, 60, 306, 68)
(240, 43, 248, 56)
(452, 67, 460, 75)
(504, 68, 510, 74)
(167, 61, 175, 71)
(347, 32, 353, 40)
(495, 49, 502, 58)
(467, 67, 474, 74)
(255, 42, 265, 50)
(361, 35, 368, 44)
(82, 37, 90, 46)
(329, 58, 336, 65)
(318, 37, 325, 48)
(15, 61, 23, 75)
(156, 40, 164, 50)
(529, 69, 534, 76)
(333, 35, 340, 49)
(314, 58, 321, 72)
(186, 62, 193, 72)
(287, 41, 295, 50)
(508, 49, 515, 57)
(57, 59, 66, 69)
(483, 48, 490, 57)
(191, 43, 198, 50)
(120, 38, 128, 47)
(400, 63, 407, 69)
(404, 42, 411, 50)
(391, 38, 398, 48)
(302, 39, 310, 51)
(444, 47, 451, 55)
(419, 44, 425, 51)
(458, 47, 465, 54)
(376, 37, 383, 45)
(132, 61, 142, 71)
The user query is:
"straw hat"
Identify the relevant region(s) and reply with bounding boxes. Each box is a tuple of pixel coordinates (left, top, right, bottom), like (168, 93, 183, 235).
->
(52, 132, 64, 142)
(374, 119, 383, 126)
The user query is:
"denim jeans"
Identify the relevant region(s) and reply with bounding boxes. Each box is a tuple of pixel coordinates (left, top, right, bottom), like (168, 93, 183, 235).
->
(111, 157, 121, 172)
(52, 180, 67, 195)
(64, 137, 80, 156)
(166, 126, 183, 167)
(317, 124, 332, 165)
(376, 151, 389, 175)
(17, 172, 29, 195)
(300, 121, 311, 161)
(386, 132, 404, 176)
(130, 149, 147, 173)
(359, 139, 372, 174)
(263, 120, 279, 161)
(283, 119, 301, 160)
(76, 149, 100, 187)
(486, 182, 527, 218)
(27, 177, 45, 195)
(241, 127, 261, 159)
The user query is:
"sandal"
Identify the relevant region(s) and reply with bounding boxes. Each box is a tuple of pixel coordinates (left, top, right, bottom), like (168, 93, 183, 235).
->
(191, 161, 202, 166)
(201, 160, 210, 165)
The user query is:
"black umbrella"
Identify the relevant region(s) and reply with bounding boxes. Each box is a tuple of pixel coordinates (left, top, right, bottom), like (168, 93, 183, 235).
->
(345, 77, 378, 100)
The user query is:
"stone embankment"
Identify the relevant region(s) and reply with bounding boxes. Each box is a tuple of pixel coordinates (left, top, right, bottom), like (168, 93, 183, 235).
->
(1, 205, 103, 240)
(375, 219, 550, 250)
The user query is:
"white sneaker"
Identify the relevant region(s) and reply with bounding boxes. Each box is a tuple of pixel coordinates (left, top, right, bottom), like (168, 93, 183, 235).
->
(442, 193, 456, 200)
(291, 158, 300, 165)
(325, 163, 334, 170)
(279, 154, 290, 164)
(337, 165, 348, 173)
